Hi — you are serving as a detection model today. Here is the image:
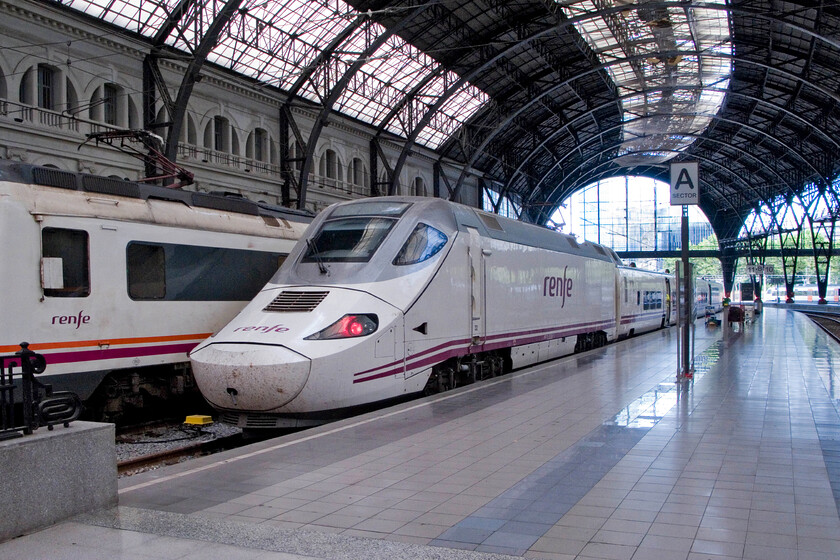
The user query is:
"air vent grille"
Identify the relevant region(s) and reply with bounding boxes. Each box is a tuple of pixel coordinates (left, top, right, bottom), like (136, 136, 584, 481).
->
(263, 291, 329, 312)
(33, 167, 77, 189)
(478, 212, 504, 231)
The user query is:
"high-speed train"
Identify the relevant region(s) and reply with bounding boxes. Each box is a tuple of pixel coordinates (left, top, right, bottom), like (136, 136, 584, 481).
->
(0, 160, 310, 420)
(190, 197, 680, 429)
(695, 278, 724, 316)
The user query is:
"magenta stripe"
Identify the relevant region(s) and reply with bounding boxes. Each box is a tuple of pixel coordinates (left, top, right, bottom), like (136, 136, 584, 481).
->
(620, 312, 665, 324)
(43, 342, 199, 365)
(353, 318, 616, 384)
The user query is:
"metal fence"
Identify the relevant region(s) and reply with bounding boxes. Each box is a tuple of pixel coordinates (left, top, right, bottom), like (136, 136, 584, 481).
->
(0, 343, 82, 441)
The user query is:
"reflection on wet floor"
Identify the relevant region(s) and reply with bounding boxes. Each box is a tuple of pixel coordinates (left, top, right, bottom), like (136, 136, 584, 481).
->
(429, 342, 725, 554)
(610, 341, 719, 429)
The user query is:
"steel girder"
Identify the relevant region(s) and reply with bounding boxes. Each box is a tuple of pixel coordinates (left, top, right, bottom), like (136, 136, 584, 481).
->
(140, 0, 245, 175)
(448, 48, 839, 208)
(64, 0, 840, 252)
(439, 4, 840, 201)
(494, 83, 840, 208)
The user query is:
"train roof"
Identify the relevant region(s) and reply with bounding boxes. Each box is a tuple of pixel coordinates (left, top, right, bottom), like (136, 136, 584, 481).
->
(0, 160, 312, 223)
(328, 196, 618, 264)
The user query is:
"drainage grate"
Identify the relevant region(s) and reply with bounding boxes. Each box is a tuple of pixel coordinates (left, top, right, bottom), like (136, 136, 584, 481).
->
(263, 291, 329, 312)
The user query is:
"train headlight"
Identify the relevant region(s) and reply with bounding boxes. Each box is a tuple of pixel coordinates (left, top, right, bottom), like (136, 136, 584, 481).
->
(305, 314, 378, 340)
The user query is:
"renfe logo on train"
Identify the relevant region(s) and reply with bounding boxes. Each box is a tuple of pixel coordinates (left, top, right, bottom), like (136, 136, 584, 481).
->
(233, 324, 290, 334)
(51, 311, 91, 329)
(544, 266, 573, 308)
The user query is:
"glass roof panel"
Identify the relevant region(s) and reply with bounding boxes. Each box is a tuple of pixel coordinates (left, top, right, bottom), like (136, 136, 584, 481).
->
(557, 0, 732, 164)
(60, 0, 174, 36)
(56, 0, 491, 150)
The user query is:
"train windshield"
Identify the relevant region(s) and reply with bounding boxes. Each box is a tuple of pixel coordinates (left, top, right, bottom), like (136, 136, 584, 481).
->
(393, 223, 448, 265)
(302, 217, 396, 263)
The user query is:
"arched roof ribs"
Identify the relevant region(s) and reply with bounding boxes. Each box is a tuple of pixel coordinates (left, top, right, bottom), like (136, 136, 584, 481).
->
(447, 48, 840, 203)
(528, 130, 780, 218)
(295, 4, 431, 208)
(536, 147, 754, 233)
(498, 85, 839, 197)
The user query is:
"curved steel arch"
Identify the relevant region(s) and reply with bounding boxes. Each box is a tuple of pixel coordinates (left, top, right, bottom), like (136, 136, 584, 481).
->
(396, 0, 840, 161)
(524, 111, 817, 201)
(498, 85, 840, 197)
(536, 149, 756, 244)
(531, 135, 781, 226)
(532, 154, 742, 242)
(446, 47, 840, 202)
(161, 0, 245, 165)
(537, 131, 793, 220)
(285, 16, 368, 101)
(293, 4, 432, 208)
(541, 131, 786, 212)
(495, 115, 805, 228)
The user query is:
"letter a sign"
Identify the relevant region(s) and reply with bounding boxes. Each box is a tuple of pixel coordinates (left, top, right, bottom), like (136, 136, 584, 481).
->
(670, 162, 699, 205)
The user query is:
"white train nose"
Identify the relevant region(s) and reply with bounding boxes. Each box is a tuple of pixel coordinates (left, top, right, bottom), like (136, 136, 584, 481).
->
(190, 343, 310, 411)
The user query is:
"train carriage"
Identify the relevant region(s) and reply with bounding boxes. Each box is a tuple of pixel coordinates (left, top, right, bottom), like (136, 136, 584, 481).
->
(190, 197, 680, 429)
(0, 161, 310, 418)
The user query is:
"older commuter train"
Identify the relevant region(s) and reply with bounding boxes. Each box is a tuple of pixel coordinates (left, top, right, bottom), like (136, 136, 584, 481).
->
(0, 161, 310, 420)
(190, 197, 685, 429)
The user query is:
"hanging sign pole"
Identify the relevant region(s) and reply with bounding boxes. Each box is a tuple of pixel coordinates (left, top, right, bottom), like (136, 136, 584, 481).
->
(671, 162, 699, 381)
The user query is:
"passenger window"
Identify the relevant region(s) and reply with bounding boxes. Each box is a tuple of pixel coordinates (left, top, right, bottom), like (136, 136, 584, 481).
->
(394, 223, 448, 266)
(127, 241, 283, 301)
(42, 228, 90, 297)
(127, 243, 166, 299)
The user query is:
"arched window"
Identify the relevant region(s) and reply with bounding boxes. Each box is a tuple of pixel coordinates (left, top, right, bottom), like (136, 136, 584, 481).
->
(0, 73, 6, 116)
(103, 83, 118, 125)
(90, 83, 126, 126)
(213, 116, 228, 151)
(348, 157, 369, 194)
(319, 149, 342, 187)
(247, 128, 268, 162)
(413, 177, 426, 197)
(182, 113, 197, 145)
(37, 64, 55, 110)
(289, 140, 305, 172)
(378, 171, 397, 195)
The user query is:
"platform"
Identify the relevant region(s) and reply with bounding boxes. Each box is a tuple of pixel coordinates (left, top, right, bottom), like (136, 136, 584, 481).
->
(2, 307, 840, 560)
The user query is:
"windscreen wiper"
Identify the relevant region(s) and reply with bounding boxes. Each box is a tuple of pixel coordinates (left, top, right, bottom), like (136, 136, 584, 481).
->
(306, 238, 329, 275)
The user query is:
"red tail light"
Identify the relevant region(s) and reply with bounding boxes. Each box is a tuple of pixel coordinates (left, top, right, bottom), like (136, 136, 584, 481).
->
(305, 314, 378, 340)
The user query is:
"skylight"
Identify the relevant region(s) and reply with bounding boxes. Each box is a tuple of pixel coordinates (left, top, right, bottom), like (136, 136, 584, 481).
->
(558, 0, 732, 164)
(56, 0, 489, 149)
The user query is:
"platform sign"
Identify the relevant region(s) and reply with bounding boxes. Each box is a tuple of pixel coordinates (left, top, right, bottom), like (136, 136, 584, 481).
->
(670, 162, 699, 205)
(746, 264, 775, 275)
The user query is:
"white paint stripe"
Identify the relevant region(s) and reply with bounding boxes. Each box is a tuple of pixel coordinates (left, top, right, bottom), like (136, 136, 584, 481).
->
(119, 357, 564, 495)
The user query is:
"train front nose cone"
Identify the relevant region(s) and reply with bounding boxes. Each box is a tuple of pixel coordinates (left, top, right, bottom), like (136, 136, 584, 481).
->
(190, 344, 310, 411)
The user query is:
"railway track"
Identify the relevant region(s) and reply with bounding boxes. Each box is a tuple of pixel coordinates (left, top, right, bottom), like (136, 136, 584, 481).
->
(116, 421, 244, 476)
(803, 311, 840, 344)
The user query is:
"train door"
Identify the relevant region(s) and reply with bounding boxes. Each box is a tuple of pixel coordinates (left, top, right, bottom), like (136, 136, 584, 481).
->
(468, 228, 486, 346)
(665, 278, 672, 326)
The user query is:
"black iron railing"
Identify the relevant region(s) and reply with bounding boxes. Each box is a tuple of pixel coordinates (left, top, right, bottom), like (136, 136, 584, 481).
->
(0, 343, 82, 441)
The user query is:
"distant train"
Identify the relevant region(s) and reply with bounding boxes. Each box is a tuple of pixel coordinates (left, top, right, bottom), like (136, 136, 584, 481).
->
(792, 284, 840, 302)
(190, 197, 683, 429)
(695, 278, 724, 316)
(0, 161, 310, 420)
(737, 283, 840, 303)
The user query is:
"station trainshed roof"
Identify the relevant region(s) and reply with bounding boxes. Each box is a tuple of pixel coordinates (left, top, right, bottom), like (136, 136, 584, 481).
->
(56, 0, 840, 243)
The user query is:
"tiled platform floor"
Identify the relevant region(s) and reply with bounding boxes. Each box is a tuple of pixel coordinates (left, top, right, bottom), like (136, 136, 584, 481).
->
(2, 307, 840, 559)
